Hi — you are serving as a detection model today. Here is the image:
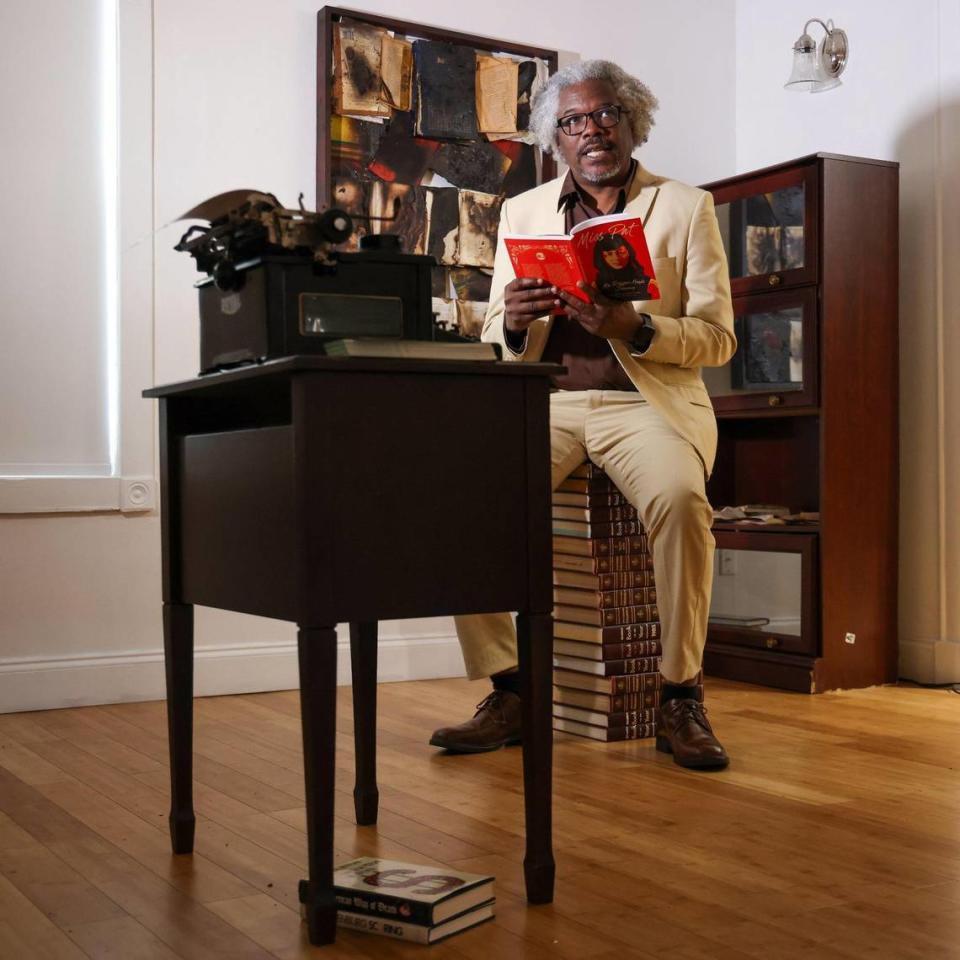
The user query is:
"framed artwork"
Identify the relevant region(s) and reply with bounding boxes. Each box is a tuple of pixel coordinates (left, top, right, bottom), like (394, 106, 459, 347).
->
(317, 6, 558, 337)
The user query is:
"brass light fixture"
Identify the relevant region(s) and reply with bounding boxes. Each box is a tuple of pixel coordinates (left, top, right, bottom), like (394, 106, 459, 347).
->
(784, 18, 848, 93)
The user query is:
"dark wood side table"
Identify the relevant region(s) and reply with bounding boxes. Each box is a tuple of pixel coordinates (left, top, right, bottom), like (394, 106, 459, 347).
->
(143, 355, 559, 946)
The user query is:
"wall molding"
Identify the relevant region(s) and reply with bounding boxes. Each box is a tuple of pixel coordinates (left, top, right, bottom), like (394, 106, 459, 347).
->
(0, 630, 466, 714)
(899, 636, 960, 685)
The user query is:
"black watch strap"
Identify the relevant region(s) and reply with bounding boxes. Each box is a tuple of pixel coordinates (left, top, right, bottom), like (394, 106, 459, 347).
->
(629, 313, 655, 354)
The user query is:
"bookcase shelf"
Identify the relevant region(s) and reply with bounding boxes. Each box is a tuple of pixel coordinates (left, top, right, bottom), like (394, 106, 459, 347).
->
(700, 153, 899, 693)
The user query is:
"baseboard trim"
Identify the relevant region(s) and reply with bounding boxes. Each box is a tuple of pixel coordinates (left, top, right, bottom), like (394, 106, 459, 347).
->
(0, 631, 466, 714)
(899, 637, 960, 684)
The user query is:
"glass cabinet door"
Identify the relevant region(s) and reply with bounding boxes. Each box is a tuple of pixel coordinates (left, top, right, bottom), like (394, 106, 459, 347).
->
(702, 287, 818, 412)
(711, 164, 818, 295)
(706, 531, 818, 657)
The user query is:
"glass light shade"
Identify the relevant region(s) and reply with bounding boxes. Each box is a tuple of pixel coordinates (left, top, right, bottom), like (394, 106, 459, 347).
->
(784, 37, 820, 91)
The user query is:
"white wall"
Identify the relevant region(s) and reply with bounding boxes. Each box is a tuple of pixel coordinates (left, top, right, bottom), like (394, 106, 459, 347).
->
(0, 0, 736, 712)
(734, 1, 960, 682)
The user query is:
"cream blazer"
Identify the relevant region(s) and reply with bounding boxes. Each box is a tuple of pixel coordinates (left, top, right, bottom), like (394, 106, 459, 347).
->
(481, 162, 736, 475)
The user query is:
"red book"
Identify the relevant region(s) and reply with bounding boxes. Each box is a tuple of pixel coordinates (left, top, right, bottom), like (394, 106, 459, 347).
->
(503, 213, 659, 308)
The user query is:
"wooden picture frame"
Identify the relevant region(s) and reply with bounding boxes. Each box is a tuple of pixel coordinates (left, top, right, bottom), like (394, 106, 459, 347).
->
(316, 6, 558, 337)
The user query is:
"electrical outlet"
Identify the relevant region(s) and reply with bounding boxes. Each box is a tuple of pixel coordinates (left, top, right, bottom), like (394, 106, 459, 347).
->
(844, 632, 856, 645)
(719, 550, 736, 576)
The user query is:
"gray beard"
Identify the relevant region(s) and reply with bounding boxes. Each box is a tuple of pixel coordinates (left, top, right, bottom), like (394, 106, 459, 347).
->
(576, 154, 626, 184)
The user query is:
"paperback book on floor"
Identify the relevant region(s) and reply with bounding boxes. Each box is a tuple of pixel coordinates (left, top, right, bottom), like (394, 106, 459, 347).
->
(332, 857, 495, 943)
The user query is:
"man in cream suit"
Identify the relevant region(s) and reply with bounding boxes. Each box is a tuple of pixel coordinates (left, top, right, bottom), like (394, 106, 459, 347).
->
(430, 59, 736, 769)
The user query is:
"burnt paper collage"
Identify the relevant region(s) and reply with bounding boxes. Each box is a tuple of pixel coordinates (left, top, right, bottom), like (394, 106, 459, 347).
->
(327, 15, 552, 339)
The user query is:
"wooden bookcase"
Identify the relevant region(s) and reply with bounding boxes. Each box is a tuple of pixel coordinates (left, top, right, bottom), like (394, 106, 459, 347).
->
(699, 153, 899, 693)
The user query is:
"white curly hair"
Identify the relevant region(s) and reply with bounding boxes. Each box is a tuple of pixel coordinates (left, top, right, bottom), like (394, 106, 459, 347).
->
(529, 59, 659, 157)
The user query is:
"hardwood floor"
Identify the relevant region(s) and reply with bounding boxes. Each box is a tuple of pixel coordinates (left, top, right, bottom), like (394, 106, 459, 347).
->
(1, 678, 959, 959)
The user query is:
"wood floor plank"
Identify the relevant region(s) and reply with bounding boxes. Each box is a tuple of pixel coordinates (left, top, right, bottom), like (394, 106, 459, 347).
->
(66, 915, 185, 960)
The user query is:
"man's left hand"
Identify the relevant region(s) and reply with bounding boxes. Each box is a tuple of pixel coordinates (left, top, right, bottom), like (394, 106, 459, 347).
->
(553, 282, 641, 340)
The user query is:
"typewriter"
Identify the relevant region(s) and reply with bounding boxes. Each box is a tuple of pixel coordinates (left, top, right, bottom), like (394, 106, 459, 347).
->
(175, 190, 450, 374)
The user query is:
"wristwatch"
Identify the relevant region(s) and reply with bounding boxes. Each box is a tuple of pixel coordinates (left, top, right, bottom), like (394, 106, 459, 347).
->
(629, 313, 656, 354)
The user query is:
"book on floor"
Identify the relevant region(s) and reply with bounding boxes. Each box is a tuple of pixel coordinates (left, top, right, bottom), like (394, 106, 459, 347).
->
(552, 489, 631, 507)
(553, 667, 662, 695)
(554, 620, 661, 645)
(553, 684, 659, 712)
(553, 518, 646, 539)
(553, 551, 652, 575)
(554, 585, 657, 609)
(553, 717, 658, 741)
(553, 503, 639, 523)
(553, 702, 658, 727)
(553, 653, 660, 676)
(554, 568, 656, 591)
(554, 602, 659, 627)
(553, 534, 649, 558)
(553, 637, 662, 661)
(337, 901, 495, 943)
(333, 857, 494, 927)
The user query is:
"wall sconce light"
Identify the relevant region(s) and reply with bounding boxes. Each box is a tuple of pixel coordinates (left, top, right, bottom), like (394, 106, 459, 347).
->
(784, 18, 848, 93)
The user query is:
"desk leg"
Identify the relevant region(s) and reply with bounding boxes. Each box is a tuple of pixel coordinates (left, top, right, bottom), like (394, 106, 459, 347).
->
(517, 611, 555, 904)
(297, 625, 338, 946)
(163, 602, 195, 854)
(349, 621, 379, 825)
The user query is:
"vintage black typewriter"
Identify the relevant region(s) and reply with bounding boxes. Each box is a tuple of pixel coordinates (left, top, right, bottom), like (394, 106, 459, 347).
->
(175, 190, 460, 374)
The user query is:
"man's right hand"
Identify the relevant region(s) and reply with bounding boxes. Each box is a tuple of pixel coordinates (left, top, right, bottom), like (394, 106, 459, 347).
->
(504, 278, 557, 333)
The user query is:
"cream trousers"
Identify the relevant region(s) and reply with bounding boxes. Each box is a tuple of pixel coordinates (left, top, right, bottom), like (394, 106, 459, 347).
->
(454, 390, 715, 685)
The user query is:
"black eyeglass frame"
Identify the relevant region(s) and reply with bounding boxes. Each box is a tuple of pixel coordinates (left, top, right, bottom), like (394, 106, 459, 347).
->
(555, 104, 629, 136)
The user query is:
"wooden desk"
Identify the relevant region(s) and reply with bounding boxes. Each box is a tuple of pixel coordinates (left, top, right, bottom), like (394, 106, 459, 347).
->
(143, 356, 558, 945)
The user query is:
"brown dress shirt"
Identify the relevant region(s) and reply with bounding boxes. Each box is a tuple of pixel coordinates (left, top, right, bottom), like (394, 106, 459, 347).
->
(520, 160, 639, 391)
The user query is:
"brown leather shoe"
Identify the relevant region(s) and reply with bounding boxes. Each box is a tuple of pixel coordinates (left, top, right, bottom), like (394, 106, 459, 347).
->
(429, 691, 522, 753)
(656, 698, 729, 770)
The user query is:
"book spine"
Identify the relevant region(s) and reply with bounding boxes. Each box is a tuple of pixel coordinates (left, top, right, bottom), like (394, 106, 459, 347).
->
(554, 621, 662, 643)
(552, 719, 659, 740)
(554, 639, 663, 659)
(601, 723, 659, 741)
(555, 687, 702, 711)
(334, 892, 434, 926)
(554, 705, 659, 726)
(553, 570, 657, 590)
(553, 669, 661, 694)
(552, 504, 639, 523)
(567, 462, 611, 480)
(553, 552, 652, 574)
(553, 519, 646, 539)
(336, 911, 430, 943)
(555, 586, 657, 609)
(555, 604, 660, 627)
(552, 490, 632, 508)
(553, 535, 649, 557)
(600, 603, 659, 626)
(553, 687, 702, 712)
(599, 638, 662, 658)
(609, 672, 661, 694)
(554, 655, 660, 675)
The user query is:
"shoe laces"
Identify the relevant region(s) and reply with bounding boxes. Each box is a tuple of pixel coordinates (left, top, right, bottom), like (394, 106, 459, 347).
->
(672, 698, 712, 731)
(474, 691, 507, 720)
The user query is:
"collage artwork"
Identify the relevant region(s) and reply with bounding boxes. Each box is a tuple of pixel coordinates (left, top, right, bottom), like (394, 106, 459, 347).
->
(327, 17, 552, 337)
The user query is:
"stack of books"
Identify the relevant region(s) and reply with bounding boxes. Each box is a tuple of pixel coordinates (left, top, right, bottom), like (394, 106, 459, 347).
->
(552, 463, 702, 742)
(330, 857, 495, 944)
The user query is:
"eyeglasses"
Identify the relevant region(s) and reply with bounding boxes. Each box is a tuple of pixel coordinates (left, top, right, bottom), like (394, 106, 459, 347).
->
(556, 105, 628, 136)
